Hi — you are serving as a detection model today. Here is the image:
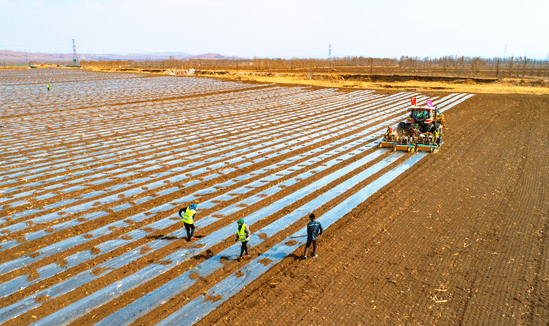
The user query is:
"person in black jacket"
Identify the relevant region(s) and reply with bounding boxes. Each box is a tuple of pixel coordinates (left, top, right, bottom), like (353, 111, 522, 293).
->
(304, 214, 323, 259)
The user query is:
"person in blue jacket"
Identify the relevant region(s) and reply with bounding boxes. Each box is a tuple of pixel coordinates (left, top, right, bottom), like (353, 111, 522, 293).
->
(303, 214, 323, 259)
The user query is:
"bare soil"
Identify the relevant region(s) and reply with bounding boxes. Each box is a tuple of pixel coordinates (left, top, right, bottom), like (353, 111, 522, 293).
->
(192, 93, 549, 326)
(1, 69, 548, 325)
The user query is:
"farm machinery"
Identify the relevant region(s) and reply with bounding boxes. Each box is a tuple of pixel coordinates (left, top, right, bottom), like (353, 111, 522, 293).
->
(380, 98, 444, 153)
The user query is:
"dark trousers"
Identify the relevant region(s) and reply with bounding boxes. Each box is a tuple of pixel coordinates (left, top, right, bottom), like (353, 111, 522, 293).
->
(184, 222, 195, 240)
(239, 241, 248, 257)
(304, 239, 318, 256)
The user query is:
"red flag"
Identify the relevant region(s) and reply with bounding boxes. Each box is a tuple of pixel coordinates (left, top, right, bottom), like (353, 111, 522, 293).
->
(411, 97, 417, 106)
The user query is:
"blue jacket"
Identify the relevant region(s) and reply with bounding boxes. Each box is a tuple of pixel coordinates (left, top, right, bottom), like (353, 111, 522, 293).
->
(307, 221, 323, 240)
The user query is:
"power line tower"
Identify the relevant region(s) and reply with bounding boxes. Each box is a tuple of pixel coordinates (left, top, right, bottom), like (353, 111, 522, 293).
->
(72, 39, 79, 66)
(328, 44, 332, 60)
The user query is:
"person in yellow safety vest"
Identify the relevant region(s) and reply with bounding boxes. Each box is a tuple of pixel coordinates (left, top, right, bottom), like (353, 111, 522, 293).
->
(235, 218, 251, 262)
(434, 129, 441, 145)
(179, 203, 198, 241)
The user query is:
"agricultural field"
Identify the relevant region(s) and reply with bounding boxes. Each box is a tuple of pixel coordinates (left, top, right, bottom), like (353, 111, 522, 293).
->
(0, 68, 548, 325)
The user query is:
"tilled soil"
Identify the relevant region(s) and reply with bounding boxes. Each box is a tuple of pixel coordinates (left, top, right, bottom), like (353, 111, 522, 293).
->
(1, 69, 547, 326)
(194, 94, 549, 326)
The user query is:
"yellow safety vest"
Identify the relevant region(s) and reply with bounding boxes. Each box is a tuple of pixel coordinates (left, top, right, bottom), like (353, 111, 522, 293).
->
(181, 208, 196, 224)
(237, 223, 249, 242)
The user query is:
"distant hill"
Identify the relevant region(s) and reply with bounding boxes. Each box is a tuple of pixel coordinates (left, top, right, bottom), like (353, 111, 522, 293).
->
(0, 50, 241, 63)
(191, 53, 240, 60)
(0, 50, 96, 63)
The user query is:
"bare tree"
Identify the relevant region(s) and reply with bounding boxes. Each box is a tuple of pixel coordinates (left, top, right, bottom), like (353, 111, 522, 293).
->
(508, 56, 514, 78)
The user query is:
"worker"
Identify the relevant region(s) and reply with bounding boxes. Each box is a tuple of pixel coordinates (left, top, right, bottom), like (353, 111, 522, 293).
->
(235, 218, 251, 262)
(303, 214, 323, 259)
(46, 84, 50, 91)
(383, 127, 394, 142)
(179, 203, 198, 241)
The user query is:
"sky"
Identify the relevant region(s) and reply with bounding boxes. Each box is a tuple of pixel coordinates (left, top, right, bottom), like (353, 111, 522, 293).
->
(1, 0, 548, 59)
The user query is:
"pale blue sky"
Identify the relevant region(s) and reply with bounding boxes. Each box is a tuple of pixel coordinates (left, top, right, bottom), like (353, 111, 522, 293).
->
(1, 0, 548, 59)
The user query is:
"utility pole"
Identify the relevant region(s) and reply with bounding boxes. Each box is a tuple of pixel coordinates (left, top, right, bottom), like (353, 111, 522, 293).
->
(504, 44, 507, 59)
(72, 39, 79, 66)
(327, 45, 332, 71)
(25, 52, 28, 64)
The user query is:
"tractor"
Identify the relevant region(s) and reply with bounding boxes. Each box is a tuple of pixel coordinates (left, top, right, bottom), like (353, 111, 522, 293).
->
(380, 98, 445, 153)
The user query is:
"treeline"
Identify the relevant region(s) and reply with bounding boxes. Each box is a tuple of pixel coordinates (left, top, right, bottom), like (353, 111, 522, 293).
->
(82, 55, 549, 79)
